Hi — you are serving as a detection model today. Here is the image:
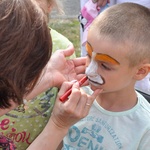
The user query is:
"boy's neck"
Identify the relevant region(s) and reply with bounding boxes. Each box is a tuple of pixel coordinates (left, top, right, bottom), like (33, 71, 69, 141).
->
(96, 89, 138, 112)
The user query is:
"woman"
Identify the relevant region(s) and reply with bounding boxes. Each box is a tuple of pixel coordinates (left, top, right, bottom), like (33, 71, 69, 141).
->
(0, 0, 99, 149)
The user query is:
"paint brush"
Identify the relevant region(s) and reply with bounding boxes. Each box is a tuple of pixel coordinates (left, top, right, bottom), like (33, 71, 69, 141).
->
(59, 76, 88, 102)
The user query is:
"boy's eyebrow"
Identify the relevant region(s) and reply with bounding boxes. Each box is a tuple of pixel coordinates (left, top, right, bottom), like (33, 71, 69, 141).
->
(86, 42, 120, 65)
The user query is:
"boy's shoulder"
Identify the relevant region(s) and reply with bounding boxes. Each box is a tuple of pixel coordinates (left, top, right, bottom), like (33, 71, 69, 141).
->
(81, 87, 150, 117)
(137, 91, 150, 117)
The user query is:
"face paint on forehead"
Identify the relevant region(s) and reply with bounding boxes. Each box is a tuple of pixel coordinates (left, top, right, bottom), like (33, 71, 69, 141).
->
(85, 52, 105, 85)
(86, 42, 120, 65)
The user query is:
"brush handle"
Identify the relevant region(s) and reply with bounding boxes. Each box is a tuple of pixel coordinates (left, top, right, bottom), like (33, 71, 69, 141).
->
(59, 76, 88, 102)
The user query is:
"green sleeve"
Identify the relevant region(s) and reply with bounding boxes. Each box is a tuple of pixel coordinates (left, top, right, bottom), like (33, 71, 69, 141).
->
(51, 28, 76, 58)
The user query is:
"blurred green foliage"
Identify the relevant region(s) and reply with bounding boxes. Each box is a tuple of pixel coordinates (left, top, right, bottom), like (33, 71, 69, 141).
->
(49, 19, 81, 57)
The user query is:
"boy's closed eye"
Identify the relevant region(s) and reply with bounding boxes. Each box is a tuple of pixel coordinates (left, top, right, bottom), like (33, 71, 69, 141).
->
(86, 54, 112, 71)
(100, 62, 111, 70)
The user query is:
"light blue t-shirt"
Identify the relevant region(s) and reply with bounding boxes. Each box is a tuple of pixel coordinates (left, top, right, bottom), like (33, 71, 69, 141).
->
(63, 88, 150, 150)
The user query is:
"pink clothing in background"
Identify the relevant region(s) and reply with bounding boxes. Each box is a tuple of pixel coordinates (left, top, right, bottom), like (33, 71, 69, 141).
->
(79, 0, 100, 46)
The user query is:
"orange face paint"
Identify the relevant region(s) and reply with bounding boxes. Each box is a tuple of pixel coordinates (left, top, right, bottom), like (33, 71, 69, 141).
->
(86, 42, 120, 65)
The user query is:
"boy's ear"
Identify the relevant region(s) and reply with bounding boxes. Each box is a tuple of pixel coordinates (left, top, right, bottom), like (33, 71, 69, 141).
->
(134, 64, 150, 80)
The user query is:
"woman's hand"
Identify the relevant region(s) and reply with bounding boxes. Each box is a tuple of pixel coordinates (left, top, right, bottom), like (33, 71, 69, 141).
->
(27, 82, 101, 150)
(46, 44, 87, 88)
(93, 0, 110, 7)
(26, 45, 87, 100)
(50, 81, 101, 130)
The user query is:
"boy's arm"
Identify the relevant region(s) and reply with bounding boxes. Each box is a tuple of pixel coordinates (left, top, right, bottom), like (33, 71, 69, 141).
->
(138, 130, 150, 150)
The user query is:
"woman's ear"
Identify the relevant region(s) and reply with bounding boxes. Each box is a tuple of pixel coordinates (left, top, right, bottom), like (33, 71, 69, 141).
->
(134, 64, 150, 80)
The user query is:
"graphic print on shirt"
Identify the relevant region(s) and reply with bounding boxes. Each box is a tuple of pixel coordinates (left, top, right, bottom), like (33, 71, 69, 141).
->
(64, 116, 123, 150)
(0, 134, 16, 150)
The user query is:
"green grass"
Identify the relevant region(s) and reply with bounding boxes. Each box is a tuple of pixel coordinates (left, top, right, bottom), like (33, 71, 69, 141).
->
(49, 19, 81, 57)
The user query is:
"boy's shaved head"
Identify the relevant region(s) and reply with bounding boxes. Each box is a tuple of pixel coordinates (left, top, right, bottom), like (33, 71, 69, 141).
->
(89, 3, 150, 66)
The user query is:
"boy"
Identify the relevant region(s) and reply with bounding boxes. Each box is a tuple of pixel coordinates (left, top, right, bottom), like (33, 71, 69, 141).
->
(112, 0, 150, 103)
(63, 3, 150, 150)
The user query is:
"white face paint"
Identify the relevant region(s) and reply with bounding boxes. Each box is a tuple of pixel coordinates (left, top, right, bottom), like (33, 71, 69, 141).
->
(85, 52, 104, 85)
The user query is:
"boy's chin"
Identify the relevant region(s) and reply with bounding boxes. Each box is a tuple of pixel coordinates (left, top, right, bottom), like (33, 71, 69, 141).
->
(89, 84, 101, 91)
